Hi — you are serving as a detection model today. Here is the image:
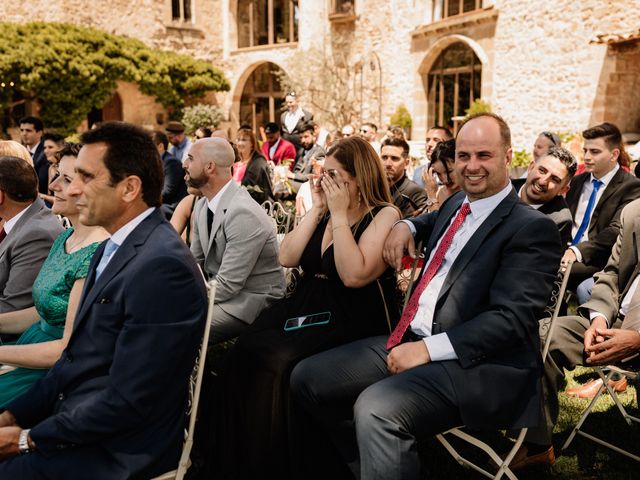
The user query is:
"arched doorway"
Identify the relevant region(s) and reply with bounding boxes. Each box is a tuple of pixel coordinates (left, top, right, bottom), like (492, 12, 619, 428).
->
(239, 62, 286, 136)
(427, 42, 482, 131)
(88, 92, 123, 128)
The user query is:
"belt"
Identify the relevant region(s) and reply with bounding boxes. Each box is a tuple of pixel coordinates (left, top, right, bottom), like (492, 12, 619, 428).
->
(39, 319, 64, 339)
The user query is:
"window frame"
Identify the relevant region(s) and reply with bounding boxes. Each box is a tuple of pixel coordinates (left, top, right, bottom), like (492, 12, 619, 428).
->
(236, 0, 299, 49)
(433, 0, 482, 21)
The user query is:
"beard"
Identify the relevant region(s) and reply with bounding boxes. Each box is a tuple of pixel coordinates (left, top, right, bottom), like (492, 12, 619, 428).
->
(186, 170, 208, 189)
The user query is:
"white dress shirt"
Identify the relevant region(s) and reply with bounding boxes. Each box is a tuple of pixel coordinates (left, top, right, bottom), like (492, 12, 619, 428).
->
(405, 183, 513, 361)
(207, 179, 232, 215)
(3, 205, 30, 234)
(284, 107, 304, 133)
(590, 274, 640, 323)
(269, 138, 281, 160)
(570, 164, 619, 260)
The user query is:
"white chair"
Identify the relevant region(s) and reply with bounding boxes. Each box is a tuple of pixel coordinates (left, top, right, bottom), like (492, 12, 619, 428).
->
(434, 261, 573, 480)
(561, 363, 640, 461)
(152, 279, 217, 480)
(261, 199, 295, 239)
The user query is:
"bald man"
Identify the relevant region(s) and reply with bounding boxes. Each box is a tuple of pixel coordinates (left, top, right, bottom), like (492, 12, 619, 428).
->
(185, 138, 285, 343)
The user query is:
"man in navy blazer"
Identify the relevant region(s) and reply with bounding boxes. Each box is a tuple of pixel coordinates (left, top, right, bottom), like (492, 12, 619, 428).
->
(0, 122, 207, 479)
(290, 113, 563, 479)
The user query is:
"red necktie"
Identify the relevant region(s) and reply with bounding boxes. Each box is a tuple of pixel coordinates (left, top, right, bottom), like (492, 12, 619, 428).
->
(0, 228, 6, 244)
(387, 203, 472, 350)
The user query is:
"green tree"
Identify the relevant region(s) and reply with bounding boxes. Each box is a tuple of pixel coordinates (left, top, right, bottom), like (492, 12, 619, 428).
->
(0, 22, 229, 134)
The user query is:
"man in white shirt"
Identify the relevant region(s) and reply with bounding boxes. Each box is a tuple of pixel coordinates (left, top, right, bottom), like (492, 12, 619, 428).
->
(187, 138, 285, 343)
(19, 116, 48, 197)
(290, 113, 563, 480)
(279, 91, 314, 151)
(359, 122, 381, 155)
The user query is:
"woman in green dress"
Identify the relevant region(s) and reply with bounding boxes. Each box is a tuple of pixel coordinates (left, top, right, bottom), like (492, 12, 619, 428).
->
(0, 143, 108, 406)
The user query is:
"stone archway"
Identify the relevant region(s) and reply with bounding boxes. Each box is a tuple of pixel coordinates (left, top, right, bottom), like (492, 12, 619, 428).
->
(414, 34, 490, 137)
(231, 61, 288, 138)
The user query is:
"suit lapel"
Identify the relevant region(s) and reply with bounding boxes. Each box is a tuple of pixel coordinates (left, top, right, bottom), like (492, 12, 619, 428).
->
(0, 200, 43, 258)
(72, 210, 162, 333)
(436, 192, 516, 303)
(589, 169, 623, 233)
(567, 173, 588, 217)
(206, 183, 238, 253)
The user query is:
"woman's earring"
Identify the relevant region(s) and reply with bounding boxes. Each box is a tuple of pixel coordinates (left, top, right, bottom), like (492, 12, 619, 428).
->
(357, 191, 362, 209)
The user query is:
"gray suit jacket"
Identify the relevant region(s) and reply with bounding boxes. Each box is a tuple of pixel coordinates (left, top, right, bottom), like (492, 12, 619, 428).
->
(0, 199, 63, 313)
(190, 182, 285, 323)
(579, 198, 640, 327)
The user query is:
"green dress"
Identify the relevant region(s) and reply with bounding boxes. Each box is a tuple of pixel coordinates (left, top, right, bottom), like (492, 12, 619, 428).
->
(0, 228, 99, 407)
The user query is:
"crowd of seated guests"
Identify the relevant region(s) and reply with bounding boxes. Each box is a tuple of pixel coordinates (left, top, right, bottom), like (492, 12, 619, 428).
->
(3, 114, 640, 480)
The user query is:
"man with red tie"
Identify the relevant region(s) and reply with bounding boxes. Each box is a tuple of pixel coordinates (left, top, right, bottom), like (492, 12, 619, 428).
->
(290, 113, 563, 480)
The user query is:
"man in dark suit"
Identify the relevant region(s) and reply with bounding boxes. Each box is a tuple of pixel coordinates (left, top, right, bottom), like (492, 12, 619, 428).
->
(382, 137, 428, 218)
(0, 122, 207, 479)
(290, 113, 563, 480)
(512, 146, 577, 246)
(280, 91, 313, 151)
(0, 156, 63, 318)
(290, 122, 325, 193)
(19, 116, 47, 196)
(152, 130, 188, 211)
(562, 123, 640, 292)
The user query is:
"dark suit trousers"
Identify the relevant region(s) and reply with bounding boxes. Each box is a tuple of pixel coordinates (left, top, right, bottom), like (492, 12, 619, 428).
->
(290, 335, 462, 480)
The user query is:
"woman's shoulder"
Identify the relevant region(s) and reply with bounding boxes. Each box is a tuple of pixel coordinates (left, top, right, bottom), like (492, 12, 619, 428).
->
(370, 204, 401, 223)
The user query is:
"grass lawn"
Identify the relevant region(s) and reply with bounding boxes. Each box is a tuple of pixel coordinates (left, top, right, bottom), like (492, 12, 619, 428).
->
(423, 366, 639, 479)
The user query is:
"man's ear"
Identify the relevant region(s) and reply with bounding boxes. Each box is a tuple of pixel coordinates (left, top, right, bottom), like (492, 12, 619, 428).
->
(121, 176, 143, 203)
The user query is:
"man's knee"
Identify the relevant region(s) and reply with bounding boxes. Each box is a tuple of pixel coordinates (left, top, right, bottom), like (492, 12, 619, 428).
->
(354, 381, 404, 436)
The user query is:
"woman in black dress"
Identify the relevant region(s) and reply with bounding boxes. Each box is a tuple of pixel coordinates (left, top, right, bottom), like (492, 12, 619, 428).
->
(214, 136, 400, 479)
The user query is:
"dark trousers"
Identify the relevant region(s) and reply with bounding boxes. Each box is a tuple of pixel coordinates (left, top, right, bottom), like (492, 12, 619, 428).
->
(290, 335, 462, 480)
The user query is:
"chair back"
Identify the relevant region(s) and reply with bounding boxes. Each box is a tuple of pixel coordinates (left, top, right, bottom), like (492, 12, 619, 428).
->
(540, 260, 573, 362)
(261, 200, 294, 238)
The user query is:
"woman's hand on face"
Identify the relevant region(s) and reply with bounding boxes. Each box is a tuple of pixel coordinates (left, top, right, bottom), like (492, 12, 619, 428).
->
(321, 170, 351, 215)
(423, 166, 439, 198)
(310, 174, 327, 211)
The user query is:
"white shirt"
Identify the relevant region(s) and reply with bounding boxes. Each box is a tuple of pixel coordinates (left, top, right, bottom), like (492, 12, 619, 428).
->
(284, 107, 304, 134)
(405, 183, 513, 361)
(3, 205, 30, 234)
(517, 185, 542, 210)
(100, 207, 155, 270)
(590, 274, 640, 323)
(269, 138, 281, 160)
(571, 164, 619, 242)
(207, 179, 232, 216)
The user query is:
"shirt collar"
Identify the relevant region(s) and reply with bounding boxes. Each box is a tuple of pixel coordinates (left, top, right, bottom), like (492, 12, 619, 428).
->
(517, 185, 543, 209)
(591, 163, 619, 186)
(207, 179, 233, 215)
(3, 204, 31, 234)
(464, 182, 513, 220)
(109, 207, 155, 247)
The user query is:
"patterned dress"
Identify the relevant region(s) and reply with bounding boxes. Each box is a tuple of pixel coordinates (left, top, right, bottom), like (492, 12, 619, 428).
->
(0, 228, 99, 407)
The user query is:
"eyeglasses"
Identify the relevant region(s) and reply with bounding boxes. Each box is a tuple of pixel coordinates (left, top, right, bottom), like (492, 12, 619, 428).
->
(287, 91, 297, 97)
(360, 129, 370, 134)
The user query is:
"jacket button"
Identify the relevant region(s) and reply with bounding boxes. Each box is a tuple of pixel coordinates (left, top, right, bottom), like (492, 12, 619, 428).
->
(67, 354, 73, 362)
(58, 393, 64, 401)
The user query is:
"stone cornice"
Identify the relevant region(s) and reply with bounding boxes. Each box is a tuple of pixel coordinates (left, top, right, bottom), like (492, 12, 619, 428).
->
(411, 7, 498, 39)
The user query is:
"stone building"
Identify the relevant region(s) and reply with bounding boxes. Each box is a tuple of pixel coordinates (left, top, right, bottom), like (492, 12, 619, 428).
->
(2, 0, 639, 151)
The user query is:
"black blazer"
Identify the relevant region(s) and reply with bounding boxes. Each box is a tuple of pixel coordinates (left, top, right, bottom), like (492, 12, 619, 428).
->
(161, 151, 188, 206)
(32, 141, 49, 195)
(7, 209, 208, 479)
(511, 178, 572, 246)
(408, 190, 562, 429)
(565, 169, 640, 268)
(242, 151, 274, 204)
(280, 109, 314, 150)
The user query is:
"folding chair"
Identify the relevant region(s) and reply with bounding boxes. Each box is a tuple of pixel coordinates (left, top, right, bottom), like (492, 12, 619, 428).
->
(261, 199, 295, 240)
(434, 260, 573, 480)
(561, 363, 640, 461)
(152, 279, 217, 480)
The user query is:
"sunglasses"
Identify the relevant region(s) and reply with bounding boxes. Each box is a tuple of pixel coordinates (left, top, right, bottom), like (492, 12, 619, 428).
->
(541, 131, 559, 145)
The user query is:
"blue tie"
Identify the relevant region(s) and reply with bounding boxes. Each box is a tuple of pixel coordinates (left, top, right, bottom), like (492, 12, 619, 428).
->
(95, 240, 119, 279)
(572, 179, 604, 245)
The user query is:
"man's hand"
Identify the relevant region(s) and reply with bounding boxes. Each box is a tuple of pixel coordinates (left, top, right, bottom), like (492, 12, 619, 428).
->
(0, 427, 21, 461)
(585, 328, 640, 365)
(584, 316, 608, 360)
(561, 248, 577, 265)
(387, 341, 430, 374)
(0, 411, 17, 429)
(383, 222, 415, 271)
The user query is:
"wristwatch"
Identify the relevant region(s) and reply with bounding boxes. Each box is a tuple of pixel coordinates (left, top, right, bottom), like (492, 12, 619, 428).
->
(18, 429, 33, 454)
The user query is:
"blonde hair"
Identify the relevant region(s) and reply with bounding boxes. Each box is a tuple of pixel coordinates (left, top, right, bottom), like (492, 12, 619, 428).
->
(326, 136, 395, 212)
(0, 141, 32, 166)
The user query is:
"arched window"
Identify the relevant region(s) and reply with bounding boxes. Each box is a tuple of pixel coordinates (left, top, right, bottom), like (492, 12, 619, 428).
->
(237, 0, 299, 48)
(239, 62, 286, 135)
(427, 42, 481, 129)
